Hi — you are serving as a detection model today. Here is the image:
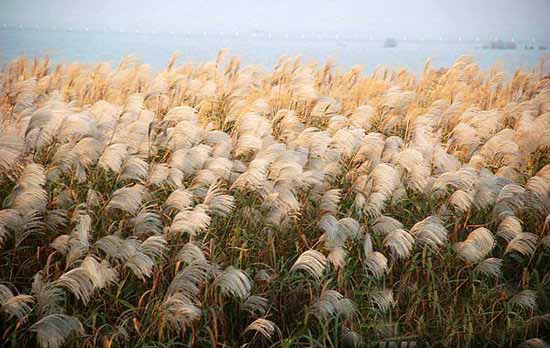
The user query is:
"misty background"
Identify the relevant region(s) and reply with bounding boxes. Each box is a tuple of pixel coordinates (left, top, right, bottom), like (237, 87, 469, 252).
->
(0, 0, 549, 72)
(1, 0, 549, 41)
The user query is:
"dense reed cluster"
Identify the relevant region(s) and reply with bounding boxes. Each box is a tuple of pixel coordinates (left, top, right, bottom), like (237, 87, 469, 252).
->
(0, 51, 549, 347)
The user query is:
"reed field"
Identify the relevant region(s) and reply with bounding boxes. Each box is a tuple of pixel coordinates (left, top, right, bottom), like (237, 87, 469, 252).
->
(1, 51, 550, 348)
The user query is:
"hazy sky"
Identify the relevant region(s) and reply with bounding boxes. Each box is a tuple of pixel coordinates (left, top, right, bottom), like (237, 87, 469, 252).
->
(1, 0, 549, 40)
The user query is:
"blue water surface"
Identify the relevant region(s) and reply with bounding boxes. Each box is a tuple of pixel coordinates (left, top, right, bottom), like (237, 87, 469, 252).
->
(1, 29, 548, 75)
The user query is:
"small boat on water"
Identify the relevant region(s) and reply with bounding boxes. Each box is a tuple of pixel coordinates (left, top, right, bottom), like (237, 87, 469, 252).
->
(483, 40, 517, 50)
(384, 38, 397, 48)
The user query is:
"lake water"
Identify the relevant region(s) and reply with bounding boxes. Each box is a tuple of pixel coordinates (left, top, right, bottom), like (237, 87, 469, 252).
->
(1, 29, 549, 75)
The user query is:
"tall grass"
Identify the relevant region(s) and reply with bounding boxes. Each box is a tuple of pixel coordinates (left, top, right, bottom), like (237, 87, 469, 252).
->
(0, 52, 549, 347)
